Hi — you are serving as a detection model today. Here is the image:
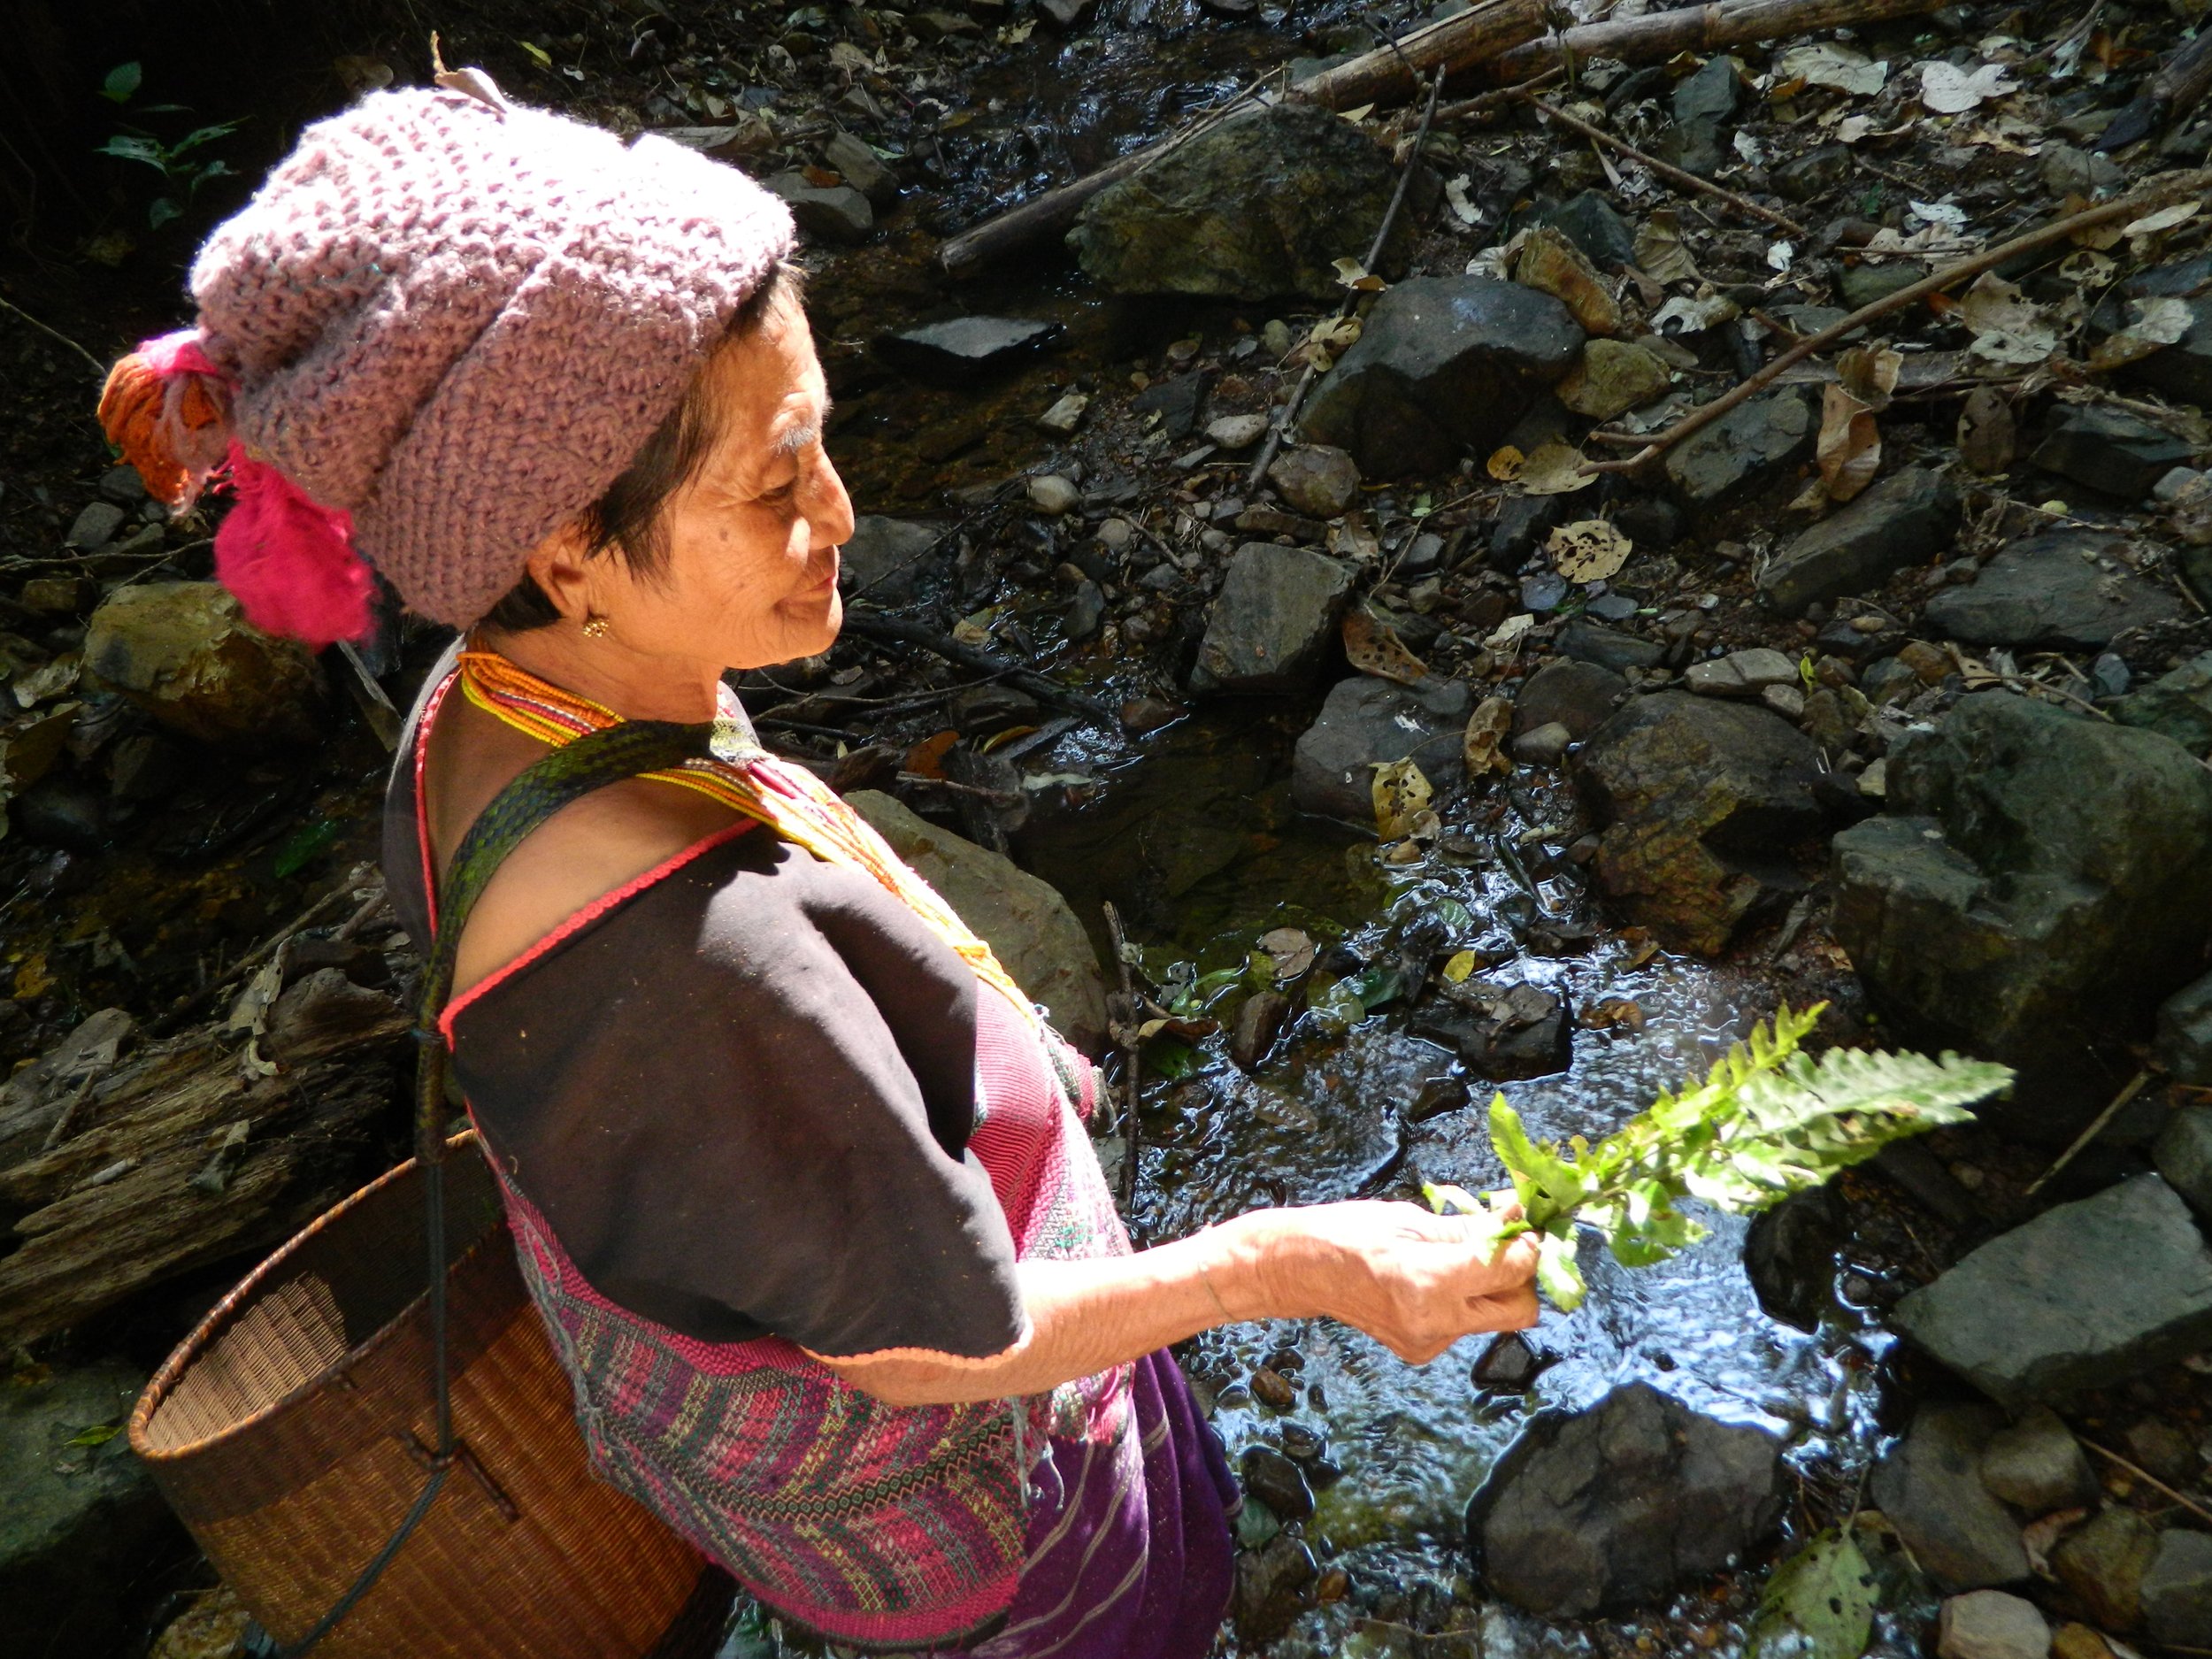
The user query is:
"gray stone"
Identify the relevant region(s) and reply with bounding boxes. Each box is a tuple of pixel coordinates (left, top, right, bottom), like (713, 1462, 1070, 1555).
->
(1468, 1381, 1784, 1617)
(764, 172, 874, 243)
(1240, 1445, 1315, 1522)
(1939, 1591, 2051, 1659)
(1490, 494, 1571, 565)
(1758, 468, 1962, 618)
(1521, 571, 1570, 612)
(96, 465, 147, 505)
(1655, 115, 1727, 178)
(1663, 388, 1816, 506)
(1189, 544, 1357, 695)
(2115, 650, 2212, 756)
(846, 791, 1108, 1051)
(1301, 276, 1584, 478)
(1772, 144, 1854, 202)
(823, 128, 897, 204)
(1831, 695, 2212, 1087)
(876, 317, 1062, 384)
(2040, 143, 2125, 198)
(2155, 1102, 2212, 1213)
(0, 1359, 177, 1656)
(1233, 1532, 1317, 1643)
(1064, 580, 1106, 641)
(1558, 618, 1665, 672)
(65, 501, 127, 550)
(1133, 370, 1209, 442)
(2116, 261, 2212, 407)
(1571, 692, 1825, 956)
(1028, 474, 1081, 516)
(1268, 445, 1362, 518)
(1684, 648, 1800, 698)
(83, 582, 322, 748)
(1071, 104, 1397, 301)
(1894, 1174, 2212, 1406)
(1291, 674, 1474, 822)
(1870, 1403, 2031, 1593)
(2054, 1508, 2160, 1631)
(1531, 192, 1638, 270)
(1839, 261, 1930, 309)
(1979, 1407, 2099, 1514)
(1673, 55, 1744, 124)
(2032, 406, 2194, 500)
(1516, 659, 1625, 739)
(1512, 721, 1574, 766)
(2146, 1530, 2212, 1647)
(1925, 530, 2182, 649)
(839, 515, 947, 601)
(1862, 657, 1921, 705)
(2160, 979, 2212, 1088)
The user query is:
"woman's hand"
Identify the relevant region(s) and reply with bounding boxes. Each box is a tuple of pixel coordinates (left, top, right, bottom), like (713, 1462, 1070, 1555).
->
(1225, 1201, 1541, 1364)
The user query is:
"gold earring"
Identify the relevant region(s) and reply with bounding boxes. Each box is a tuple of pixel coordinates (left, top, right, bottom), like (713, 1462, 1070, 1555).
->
(581, 614, 611, 640)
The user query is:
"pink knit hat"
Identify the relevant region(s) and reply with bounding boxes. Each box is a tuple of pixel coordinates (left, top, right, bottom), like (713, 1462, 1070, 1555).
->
(98, 79, 795, 642)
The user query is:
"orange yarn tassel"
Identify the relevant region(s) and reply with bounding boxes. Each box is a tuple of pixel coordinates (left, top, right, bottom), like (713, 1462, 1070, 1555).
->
(96, 332, 231, 511)
(98, 351, 188, 507)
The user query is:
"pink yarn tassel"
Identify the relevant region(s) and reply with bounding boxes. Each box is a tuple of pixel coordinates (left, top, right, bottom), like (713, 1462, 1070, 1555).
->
(213, 442, 374, 648)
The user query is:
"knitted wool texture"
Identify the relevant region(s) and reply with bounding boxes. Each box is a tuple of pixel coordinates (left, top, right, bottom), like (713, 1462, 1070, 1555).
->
(187, 85, 795, 630)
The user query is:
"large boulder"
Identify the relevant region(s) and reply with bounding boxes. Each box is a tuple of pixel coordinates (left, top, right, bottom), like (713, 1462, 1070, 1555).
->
(1924, 531, 2182, 649)
(1292, 674, 1473, 824)
(1870, 1403, 2029, 1593)
(1068, 104, 1397, 300)
(846, 791, 1108, 1051)
(1189, 544, 1356, 695)
(1467, 1381, 1785, 1617)
(83, 582, 322, 747)
(0, 1359, 180, 1655)
(1570, 692, 1826, 956)
(1892, 1174, 2212, 1406)
(1300, 276, 1584, 478)
(1831, 694, 2212, 1102)
(1663, 388, 1816, 506)
(1757, 467, 1962, 618)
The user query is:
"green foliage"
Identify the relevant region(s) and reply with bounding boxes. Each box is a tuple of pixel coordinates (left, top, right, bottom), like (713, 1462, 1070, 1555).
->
(1425, 1004, 2012, 1310)
(94, 63, 243, 228)
(1747, 1529, 1879, 1659)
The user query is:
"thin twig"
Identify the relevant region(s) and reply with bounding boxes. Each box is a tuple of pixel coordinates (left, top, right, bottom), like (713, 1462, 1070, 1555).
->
(1434, 65, 1563, 123)
(1522, 94, 1809, 237)
(0, 291, 107, 378)
(2082, 1439, 2212, 1531)
(1584, 169, 2212, 474)
(1103, 901, 1142, 1215)
(841, 611, 1118, 726)
(1248, 68, 1448, 493)
(2024, 1068, 2152, 1197)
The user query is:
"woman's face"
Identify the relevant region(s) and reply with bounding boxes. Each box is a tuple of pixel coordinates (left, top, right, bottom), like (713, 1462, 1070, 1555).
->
(567, 296, 854, 672)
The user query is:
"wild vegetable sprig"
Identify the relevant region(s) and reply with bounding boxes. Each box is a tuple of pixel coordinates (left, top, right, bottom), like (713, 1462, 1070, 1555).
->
(1424, 1004, 2014, 1310)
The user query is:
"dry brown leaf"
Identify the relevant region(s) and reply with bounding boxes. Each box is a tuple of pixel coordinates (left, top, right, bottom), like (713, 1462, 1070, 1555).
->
(2088, 296, 2196, 372)
(1486, 444, 1526, 481)
(1812, 347, 1899, 503)
(1371, 757, 1432, 841)
(1957, 384, 2016, 475)
(1518, 439, 1597, 495)
(1548, 519, 1632, 583)
(1483, 612, 1536, 654)
(1632, 209, 1701, 285)
(1958, 273, 2058, 367)
(1463, 696, 1514, 778)
(1343, 606, 1430, 686)
(1259, 926, 1316, 979)
(1514, 227, 1621, 336)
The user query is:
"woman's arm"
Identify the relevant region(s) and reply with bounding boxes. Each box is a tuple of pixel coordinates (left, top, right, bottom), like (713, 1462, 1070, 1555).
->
(814, 1200, 1540, 1408)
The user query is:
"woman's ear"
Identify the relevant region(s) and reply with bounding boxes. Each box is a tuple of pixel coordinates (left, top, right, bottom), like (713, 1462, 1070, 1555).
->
(523, 522, 600, 625)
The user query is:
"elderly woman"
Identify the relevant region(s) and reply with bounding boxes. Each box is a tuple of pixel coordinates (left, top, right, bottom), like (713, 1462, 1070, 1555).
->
(105, 83, 1538, 1657)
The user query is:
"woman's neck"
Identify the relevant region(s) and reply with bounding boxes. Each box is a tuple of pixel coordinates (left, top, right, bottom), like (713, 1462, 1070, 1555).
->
(476, 625, 724, 724)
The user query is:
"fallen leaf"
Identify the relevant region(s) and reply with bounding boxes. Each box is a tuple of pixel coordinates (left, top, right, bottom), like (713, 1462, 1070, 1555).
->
(1302, 314, 1363, 373)
(1908, 198, 1970, 234)
(1767, 239, 1795, 274)
(1463, 695, 1514, 778)
(1633, 210, 1700, 285)
(1483, 611, 1535, 654)
(828, 41, 875, 73)
(1817, 383, 1883, 502)
(1747, 1530, 1878, 1659)
(2023, 1508, 2089, 1578)
(1517, 439, 1596, 495)
(1917, 59, 2018, 113)
(1548, 519, 1633, 582)
(903, 730, 958, 778)
(1580, 996, 1647, 1031)
(1957, 385, 2016, 474)
(1778, 42, 1890, 94)
(2123, 201, 2200, 238)
(1958, 272, 2058, 367)
(1444, 174, 1483, 227)
(1260, 927, 1316, 979)
(1330, 513, 1380, 563)
(1514, 227, 1621, 335)
(1344, 607, 1430, 685)
(517, 39, 553, 67)
(1486, 445, 1525, 481)
(1333, 257, 1386, 292)
(1371, 757, 1433, 841)
(1650, 290, 1741, 335)
(1442, 949, 1479, 984)
(2089, 296, 2196, 371)
(2058, 249, 2118, 286)
(1619, 927, 1659, 968)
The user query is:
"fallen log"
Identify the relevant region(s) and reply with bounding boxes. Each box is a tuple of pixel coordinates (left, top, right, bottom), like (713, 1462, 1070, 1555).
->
(1488, 0, 1945, 81)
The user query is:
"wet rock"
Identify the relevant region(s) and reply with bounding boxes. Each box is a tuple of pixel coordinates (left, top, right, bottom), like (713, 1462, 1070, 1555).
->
(1292, 674, 1472, 822)
(1771, 144, 1853, 202)
(1064, 580, 1106, 641)
(1571, 692, 1826, 956)
(1248, 1364, 1298, 1411)
(1870, 1403, 2029, 1592)
(2115, 650, 2212, 756)
(65, 501, 127, 550)
(2054, 1508, 2160, 1631)
(1924, 531, 2181, 649)
(1070, 104, 1397, 301)
(1411, 979, 1573, 1080)
(1530, 191, 1637, 270)
(1189, 543, 1356, 695)
(874, 317, 1062, 385)
(1832, 695, 2212, 1092)
(1742, 1185, 1844, 1333)
(1515, 659, 1625, 739)
(1663, 388, 1816, 506)
(2145, 1530, 2212, 1647)
(1233, 1532, 1317, 1643)
(1980, 1407, 2099, 1514)
(2159, 980, 2212, 1089)
(1241, 1445, 1315, 1522)
(1510, 722, 1573, 768)
(1133, 370, 1209, 442)
(2033, 406, 2193, 500)
(1267, 445, 1362, 518)
(839, 515, 947, 601)
(1515, 227, 1621, 336)
(2155, 1101, 2212, 1212)
(1939, 1591, 2051, 1659)
(847, 791, 1107, 1050)
(1758, 468, 1962, 618)
(83, 583, 321, 748)
(0, 1358, 178, 1656)
(1301, 276, 1584, 478)
(1557, 338, 1671, 419)
(1471, 1332, 1548, 1391)
(764, 172, 873, 243)
(1468, 1380, 1784, 1617)
(97, 465, 147, 505)
(1231, 991, 1290, 1070)
(1685, 648, 1800, 698)
(1557, 618, 1664, 672)
(1673, 54, 1743, 124)
(823, 129, 896, 204)
(1893, 1175, 2212, 1406)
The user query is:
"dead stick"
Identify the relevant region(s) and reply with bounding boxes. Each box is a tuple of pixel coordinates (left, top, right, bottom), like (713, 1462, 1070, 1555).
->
(1586, 170, 2212, 474)
(1435, 65, 1563, 124)
(1523, 95, 1808, 237)
(1102, 901, 1142, 1213)
(1286, 0, 1545, 112)
(1248, 69, 1448, 494)
(2082, 1440, 2212, 1531)
(1489, 0, 1945, 80)
(2024, 1068, 2152, 1198)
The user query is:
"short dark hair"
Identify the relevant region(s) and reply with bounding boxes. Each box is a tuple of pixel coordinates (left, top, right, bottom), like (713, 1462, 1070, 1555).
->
(482, 263, 805, 632)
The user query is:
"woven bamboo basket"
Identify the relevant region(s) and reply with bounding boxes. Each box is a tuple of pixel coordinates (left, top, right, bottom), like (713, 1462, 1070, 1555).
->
(129, 1135, 727, 1658)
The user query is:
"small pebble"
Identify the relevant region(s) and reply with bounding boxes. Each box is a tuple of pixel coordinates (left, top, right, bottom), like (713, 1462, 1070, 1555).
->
(1037, 392, 1089, 434)
(1027, 474, 1080, 515)
(1248, 1366, 1297, 1411)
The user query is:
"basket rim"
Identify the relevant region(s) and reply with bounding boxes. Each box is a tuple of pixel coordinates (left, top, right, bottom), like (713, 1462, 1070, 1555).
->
(128, 1132, 501, 1467)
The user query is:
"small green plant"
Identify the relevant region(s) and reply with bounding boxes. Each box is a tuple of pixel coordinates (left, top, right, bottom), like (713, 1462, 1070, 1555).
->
(1425, 1004, 2013, 1310)
(95, 62, 243, 229)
